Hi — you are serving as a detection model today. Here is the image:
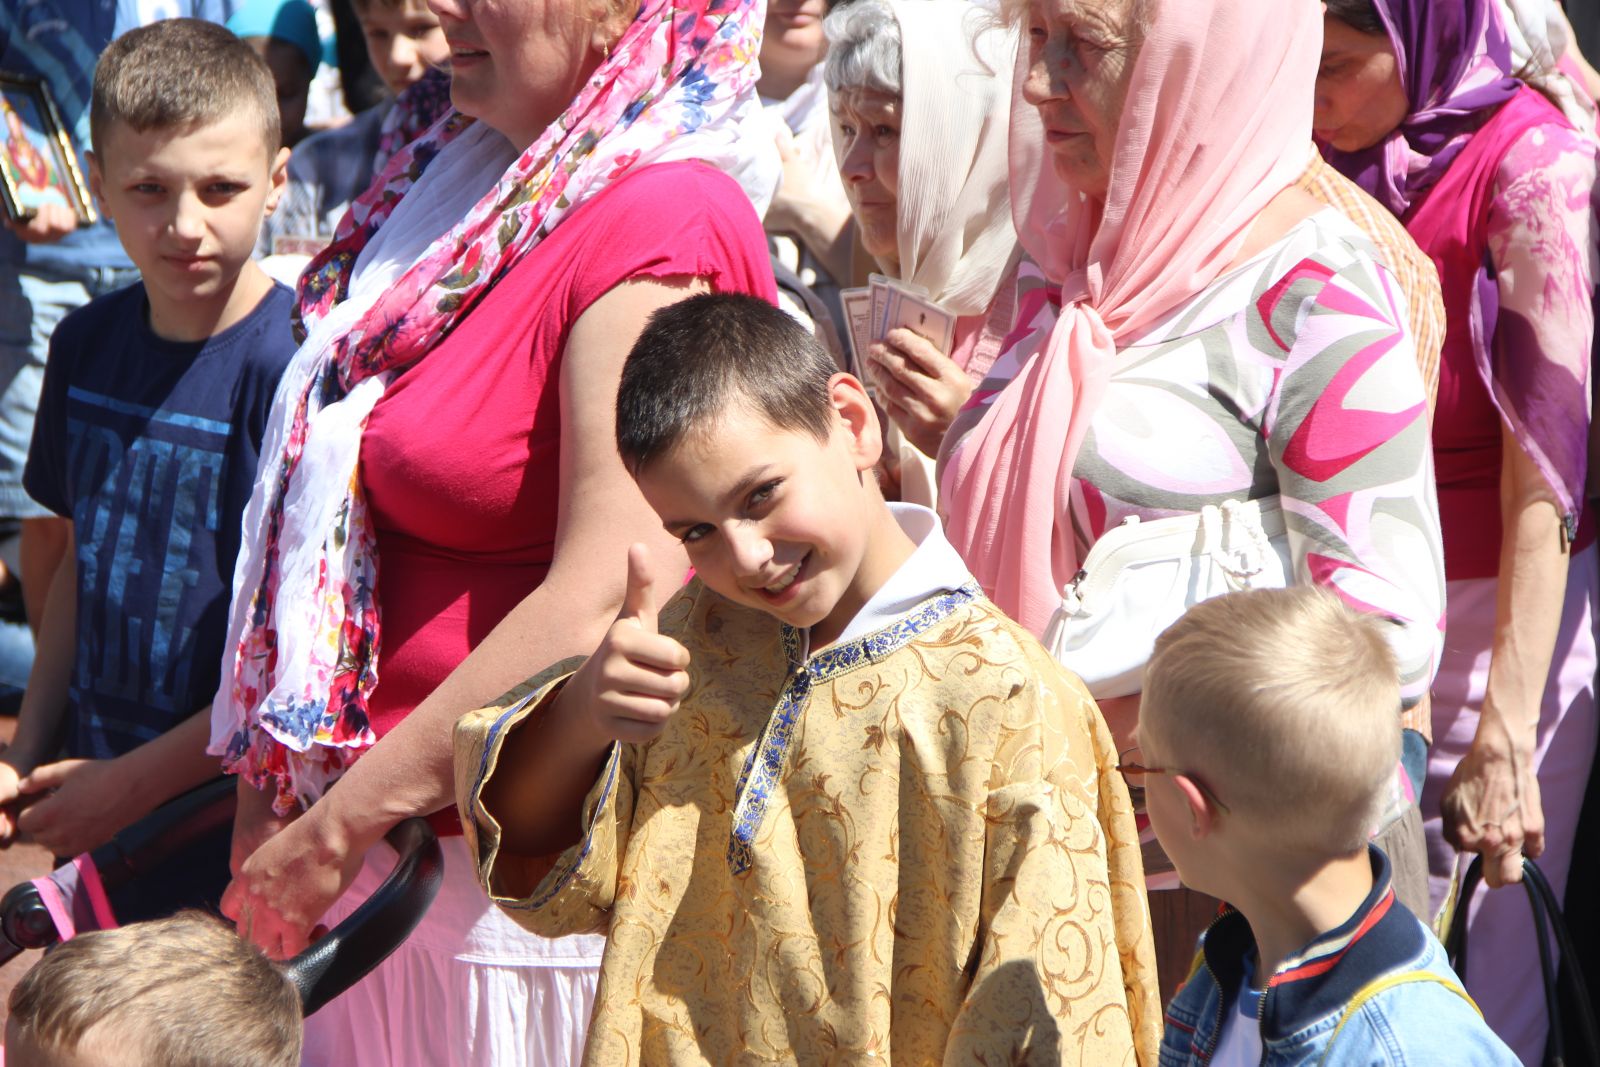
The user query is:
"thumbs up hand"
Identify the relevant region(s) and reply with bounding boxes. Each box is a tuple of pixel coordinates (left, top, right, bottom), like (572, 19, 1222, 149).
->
(569, 544, 692, 744)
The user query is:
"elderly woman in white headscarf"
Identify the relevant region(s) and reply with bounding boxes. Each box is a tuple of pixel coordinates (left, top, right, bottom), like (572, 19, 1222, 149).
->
(823, 0, 1020, 505)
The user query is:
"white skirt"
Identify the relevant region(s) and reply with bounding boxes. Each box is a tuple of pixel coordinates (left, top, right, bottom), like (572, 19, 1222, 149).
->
(301, 835, 604, 1067)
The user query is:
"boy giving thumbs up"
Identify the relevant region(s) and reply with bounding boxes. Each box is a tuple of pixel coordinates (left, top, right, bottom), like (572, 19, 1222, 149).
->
(452, 294, 1160, 1067)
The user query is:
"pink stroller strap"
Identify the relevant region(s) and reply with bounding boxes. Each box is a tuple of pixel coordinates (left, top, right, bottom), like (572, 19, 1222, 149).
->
(30, 855, 117, 941)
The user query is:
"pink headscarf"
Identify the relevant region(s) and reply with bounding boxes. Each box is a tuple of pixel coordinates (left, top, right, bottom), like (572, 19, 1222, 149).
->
(940, 0, 1322, 636)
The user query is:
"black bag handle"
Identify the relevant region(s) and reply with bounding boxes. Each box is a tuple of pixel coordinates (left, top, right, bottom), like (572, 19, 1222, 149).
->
(1444, 855, 1600, 1067)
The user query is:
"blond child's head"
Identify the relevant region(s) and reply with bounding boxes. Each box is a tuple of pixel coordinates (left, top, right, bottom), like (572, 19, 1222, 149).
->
(4, 911, 302, 1067)
(1136, 586, 1401, 895)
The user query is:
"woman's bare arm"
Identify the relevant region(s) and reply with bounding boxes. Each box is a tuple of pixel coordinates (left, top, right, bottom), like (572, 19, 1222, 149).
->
(1440, 432, 1569, 887)
(222, 276, 700, 956)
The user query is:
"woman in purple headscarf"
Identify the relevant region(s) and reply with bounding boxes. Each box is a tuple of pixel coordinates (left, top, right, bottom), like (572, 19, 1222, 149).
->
(1316, 2, 1596, 1059)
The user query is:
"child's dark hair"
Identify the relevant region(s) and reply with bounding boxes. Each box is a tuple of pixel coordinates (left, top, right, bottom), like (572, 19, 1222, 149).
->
(7, 910, 302, 1066)
(91, 18, 281, 157)
(617, 293, 840, 472)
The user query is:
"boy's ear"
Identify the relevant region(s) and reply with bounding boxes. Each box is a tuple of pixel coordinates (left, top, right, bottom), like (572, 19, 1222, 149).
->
(828, 372, 883, 473)
(85, 150, 110, 221)
(262, 146, 291, 217)
(1172, 773, 1218, 839)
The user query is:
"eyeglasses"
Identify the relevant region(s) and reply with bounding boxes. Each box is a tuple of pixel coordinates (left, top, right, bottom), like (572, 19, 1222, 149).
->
(1116, 745, 1230, 815)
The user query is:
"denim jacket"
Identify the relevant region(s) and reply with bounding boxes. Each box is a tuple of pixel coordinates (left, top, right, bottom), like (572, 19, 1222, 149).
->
(1160, 847, 1519, 1066)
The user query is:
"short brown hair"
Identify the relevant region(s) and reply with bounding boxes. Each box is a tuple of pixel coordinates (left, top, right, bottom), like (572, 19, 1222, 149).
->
(8, 911, 302, 1067)
(1141, 586, 1402, 856)
(616, 293, 839, 474)
(91, 18, 281, 158)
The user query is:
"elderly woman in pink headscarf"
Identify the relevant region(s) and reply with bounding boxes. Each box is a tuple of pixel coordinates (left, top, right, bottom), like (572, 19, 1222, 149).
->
(940, 0, 1448, 968)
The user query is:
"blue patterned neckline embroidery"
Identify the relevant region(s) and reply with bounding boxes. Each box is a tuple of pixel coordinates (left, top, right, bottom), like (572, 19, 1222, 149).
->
(725, 583, 982, 876)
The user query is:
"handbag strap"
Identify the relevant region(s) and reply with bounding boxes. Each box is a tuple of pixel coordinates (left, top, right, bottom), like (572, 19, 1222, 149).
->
(1527, 859, 1600, 1066)
(1444, 855, 1600, 1067)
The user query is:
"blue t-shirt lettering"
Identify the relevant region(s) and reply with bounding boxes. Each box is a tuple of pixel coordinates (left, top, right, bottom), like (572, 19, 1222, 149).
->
(25, 281, 295, 758)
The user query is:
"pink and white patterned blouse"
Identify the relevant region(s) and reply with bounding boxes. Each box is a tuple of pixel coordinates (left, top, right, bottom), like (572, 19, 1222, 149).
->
(970, 210, 1447, 706)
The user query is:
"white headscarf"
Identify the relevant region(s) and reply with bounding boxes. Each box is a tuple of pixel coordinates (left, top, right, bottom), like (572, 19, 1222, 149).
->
(1501, 0, 1596, 128)
(828, 0, 1020, 317)
(887, 0, 1020, 316)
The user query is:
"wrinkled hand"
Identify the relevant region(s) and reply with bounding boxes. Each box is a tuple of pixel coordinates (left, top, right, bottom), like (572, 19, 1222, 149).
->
(1441, 730, 1544, 889)
(567, 544, 691, 745)
(221, 804, 361, 960)
(4, 203, 77, 244)
(16, 758, 144, 857)
(866, 328, 973, 458)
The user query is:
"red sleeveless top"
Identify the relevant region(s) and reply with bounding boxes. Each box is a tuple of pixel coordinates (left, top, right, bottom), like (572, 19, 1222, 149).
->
(1405, 86, 1594, 581)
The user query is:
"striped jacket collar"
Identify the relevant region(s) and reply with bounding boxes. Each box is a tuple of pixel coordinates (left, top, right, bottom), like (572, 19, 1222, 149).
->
(1199, 846, 1427, 1044)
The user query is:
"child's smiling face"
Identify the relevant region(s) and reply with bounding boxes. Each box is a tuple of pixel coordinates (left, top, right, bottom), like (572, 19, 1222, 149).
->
(635, 377, 886, 647)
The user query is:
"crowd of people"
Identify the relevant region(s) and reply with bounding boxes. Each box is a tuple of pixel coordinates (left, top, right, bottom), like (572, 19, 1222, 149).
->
(1, 0, 1597, 1063)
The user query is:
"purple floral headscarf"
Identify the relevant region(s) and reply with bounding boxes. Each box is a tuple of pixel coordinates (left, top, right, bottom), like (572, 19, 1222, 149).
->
(1323, 0, 1520, 216)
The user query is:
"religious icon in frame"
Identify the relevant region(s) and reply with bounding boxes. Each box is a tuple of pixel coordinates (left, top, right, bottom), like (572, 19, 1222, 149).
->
(0, 72, 97, 227)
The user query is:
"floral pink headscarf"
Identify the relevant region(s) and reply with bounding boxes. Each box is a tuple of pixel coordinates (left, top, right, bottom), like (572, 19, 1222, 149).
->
(212, 0, 768, 813)
(939, 0, 1322, 636)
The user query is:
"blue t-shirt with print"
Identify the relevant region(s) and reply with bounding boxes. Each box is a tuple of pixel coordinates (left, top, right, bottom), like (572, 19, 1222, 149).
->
(1, 0, 237, 277)
(23, 281, 295, 759)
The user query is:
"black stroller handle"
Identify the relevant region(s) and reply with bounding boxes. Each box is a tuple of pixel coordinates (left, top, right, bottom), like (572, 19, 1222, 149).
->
(89, 776, 238, 891)
(0, 777, 444, 1019)
(285, 815, 444, 1017)
(0, 776, 238, 965)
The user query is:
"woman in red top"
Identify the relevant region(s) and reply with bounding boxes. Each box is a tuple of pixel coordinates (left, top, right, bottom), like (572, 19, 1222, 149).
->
(1319, 1, 1596, 1059)
(209, 1, 777, 1063)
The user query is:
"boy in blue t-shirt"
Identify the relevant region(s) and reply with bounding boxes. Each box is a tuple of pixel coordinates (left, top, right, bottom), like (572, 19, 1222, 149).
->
(0, 0, 238, 658)
(0, 19, 294, 908)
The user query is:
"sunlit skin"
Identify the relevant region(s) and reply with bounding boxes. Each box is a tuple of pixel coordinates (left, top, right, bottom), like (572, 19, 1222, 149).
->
(1131, 717, 1220, 898)
(1314, 15, 1410, 152)
(635, 377, 914, 650)
(1019, 0, 1140, 206)
(832, 87, 901, 268)
(759, 0, 826, 99)
(360, 2, 451, 96)
(87, 114, 289, 342)
(425, 0, 623, 150)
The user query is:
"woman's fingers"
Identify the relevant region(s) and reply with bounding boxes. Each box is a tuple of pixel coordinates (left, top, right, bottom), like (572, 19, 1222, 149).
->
(1442, 743, 1546, 889)
(884, 327, 958, 378)
(1484, 843, 1526, 889)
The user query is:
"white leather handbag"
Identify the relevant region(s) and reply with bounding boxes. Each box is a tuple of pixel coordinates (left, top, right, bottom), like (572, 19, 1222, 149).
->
(1042, 497, 1293, 698)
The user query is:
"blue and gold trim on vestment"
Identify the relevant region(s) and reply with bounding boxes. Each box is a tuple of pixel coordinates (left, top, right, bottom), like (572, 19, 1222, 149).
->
(471, 682, 621, 912)
(725, 583, 982, 875)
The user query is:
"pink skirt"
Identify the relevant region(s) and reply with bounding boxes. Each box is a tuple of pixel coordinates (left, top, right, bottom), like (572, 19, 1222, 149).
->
(300, 835, 604, 1067)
